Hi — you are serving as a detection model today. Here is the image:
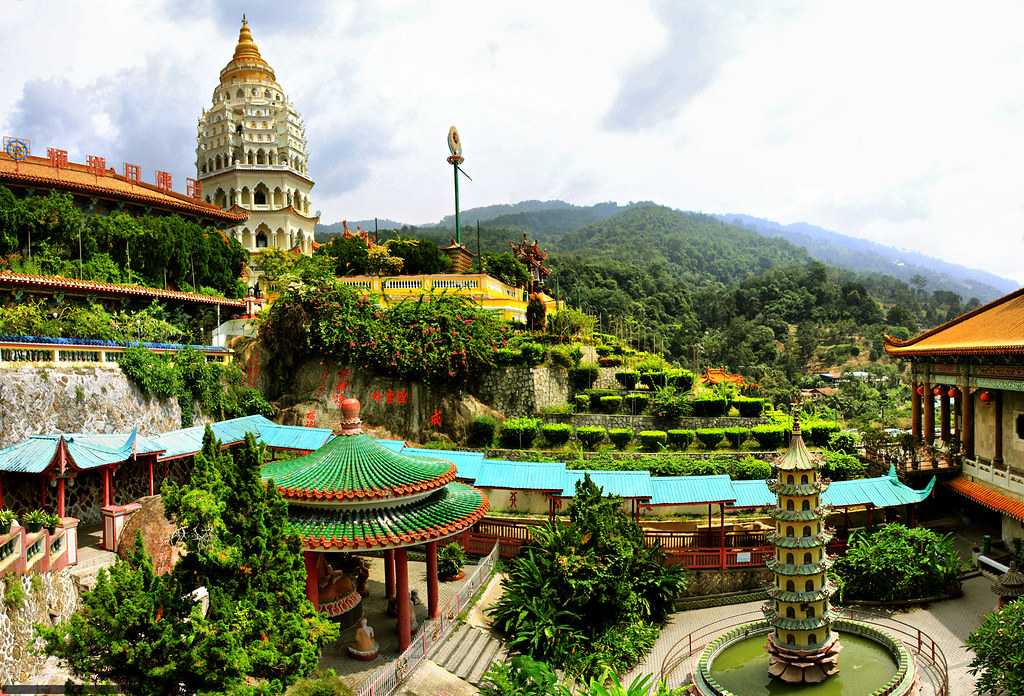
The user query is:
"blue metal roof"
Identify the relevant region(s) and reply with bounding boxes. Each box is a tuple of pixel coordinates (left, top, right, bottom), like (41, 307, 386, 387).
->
(823, 466, 936, 508)
(0, 429, 152, 473)
(559, 470, 654, 499)
(730, 480, 775, 508)
(472, 460, 567, 491)
(649, 475, 736, 506)
(402, 447, 487, 482)
(376, 439, 408, 453)
(256, 423, 333, 452)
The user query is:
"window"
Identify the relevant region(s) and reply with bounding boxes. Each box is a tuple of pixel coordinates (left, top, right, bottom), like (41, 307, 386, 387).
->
(254, 189, 266, 205)
(787, 475, 794, 484)
(786, 500, 794, 511)
(804, 552, 813, 564)
(236, 89, 244, 98)
(806, 606, 815, 618)
(802, 499, 810, 511)
(255, 231, 268, 248)
(805, 579, 814, 591)
(801, 474, 808, 484)
(786, 607, 795, 618)
(802, 525, 812, 537)
(808, 634, 817, 645)
(786, 580, 795, 592)
(236, 124, 242, 135)
(786, 552, 794, 564)
(1016, 414, 1024, 440)
(786, 526, 795, 537)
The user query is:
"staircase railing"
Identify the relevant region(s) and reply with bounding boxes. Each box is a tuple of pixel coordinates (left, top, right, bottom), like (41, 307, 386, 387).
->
(356, 541, 500, 696)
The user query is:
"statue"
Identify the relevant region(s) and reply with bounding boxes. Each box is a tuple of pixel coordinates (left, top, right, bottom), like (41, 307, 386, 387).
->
(410, 589, 422, 633)
(347, 616, 379, 661)
(316, 554, 355, 604)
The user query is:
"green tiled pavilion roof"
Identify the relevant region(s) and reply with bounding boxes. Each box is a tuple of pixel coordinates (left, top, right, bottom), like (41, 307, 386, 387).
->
(262, 432, 457, 502)
(287, 482, 488, 550)
(770, 531, 833, 548)
(775, 422, 819, 471)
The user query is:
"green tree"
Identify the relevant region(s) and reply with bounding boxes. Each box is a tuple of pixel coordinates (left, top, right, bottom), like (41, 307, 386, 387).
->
(315, 234, 368, 275)
(967, 599, 1024, 695)
(482, 252, 531, 288)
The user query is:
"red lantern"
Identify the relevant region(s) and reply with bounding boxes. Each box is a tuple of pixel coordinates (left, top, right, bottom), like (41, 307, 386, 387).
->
(947, 387, 958, 398)
(915, 385, 925, 396)
(980, 391, 992, 404)
(932, 386, 943, 396)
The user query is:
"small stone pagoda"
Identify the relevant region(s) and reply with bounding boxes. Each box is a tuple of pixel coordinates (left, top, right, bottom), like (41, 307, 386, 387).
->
(765, 413, 841, 683)
(992, 561, 1024, 609)
(261, 398, 489, 650)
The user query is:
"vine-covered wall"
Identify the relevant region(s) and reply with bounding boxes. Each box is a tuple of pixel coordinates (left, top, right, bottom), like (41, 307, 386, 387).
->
(0, 571, 79, 685)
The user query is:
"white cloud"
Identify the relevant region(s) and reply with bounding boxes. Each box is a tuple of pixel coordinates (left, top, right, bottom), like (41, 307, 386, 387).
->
(3, 1, 1024, 282)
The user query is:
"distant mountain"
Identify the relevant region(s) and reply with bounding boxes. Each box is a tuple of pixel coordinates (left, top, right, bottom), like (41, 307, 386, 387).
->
(434, 200, 573, 227)
(719, 214, 1016, 302)
(315, 218, 406, 241)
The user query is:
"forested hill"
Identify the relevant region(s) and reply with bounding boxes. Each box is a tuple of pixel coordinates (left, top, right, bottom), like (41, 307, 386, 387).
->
(720, 214, 1015, 302)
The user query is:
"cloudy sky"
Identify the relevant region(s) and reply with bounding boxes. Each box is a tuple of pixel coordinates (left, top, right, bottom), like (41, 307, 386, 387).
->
(4, 1, 1024, 281)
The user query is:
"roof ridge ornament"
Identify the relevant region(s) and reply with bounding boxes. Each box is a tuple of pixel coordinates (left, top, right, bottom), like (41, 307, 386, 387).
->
(340, 398, 363, 436)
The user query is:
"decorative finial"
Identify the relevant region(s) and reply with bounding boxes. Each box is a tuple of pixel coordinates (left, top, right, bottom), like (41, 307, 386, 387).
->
(340, 398, 363, 436)
(791, 402, 801, 436)
(242, 13, 247, 24)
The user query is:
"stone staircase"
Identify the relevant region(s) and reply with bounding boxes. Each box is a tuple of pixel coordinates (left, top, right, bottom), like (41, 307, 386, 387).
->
(428, 622, 508, 686)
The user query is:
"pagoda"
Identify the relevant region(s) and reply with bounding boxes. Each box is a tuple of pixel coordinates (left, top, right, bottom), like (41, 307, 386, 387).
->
(992, 561, 1024, 609)
(764, 412, 841, 683)
(261, 398, 489, 650)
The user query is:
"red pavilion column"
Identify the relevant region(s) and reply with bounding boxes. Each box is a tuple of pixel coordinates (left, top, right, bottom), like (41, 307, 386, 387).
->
(923, 381, 935, 445)
(384, 549, 396, 600)
(57, 477, 65, 518)
(426, 541, 440, 619)
(148, 459, 155, 496)
(102, 468, 111, 507)
(395, 548, 411, 651)
(911, 381, 922, 444)
(303, 551, 319, 607)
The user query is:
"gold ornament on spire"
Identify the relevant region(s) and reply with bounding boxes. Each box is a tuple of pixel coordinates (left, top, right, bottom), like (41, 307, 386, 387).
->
(220, 16, 276, 84)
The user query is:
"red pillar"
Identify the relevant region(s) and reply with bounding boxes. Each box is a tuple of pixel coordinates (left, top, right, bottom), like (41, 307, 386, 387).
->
(395, 548, 411, 651)
(911, 383, 922, 444)
(719, 503, 726, 570)
(384, 549, 396, 600)
(148, 459, 155, 497)
(57, 478, 65, 518)
(303, 551, 319, 607)
(923, 382, 935, 445)
(102, 468, 111, 507)
(426, 541, 440, 619)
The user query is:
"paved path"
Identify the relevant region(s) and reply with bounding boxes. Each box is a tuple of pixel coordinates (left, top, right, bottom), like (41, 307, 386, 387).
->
(627, 575, 993, 696)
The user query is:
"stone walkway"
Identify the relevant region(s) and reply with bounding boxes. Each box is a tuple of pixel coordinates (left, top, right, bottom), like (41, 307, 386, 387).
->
(627, 575, 993, 696)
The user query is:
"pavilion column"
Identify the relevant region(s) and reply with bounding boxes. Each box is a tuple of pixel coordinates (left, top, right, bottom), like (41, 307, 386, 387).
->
(719, 503, 726, 571)
(426, 541, 440, 619)
(148, 459, 155, 497)
(57, 478, 65, 518)
(395, 549, 411, 651)
(102, 468, 111, 507)
(384, 549, 396, 600)
(963, 387, 975, 459)
(994, 391, 1004, 467)
(940, 391, 951, 443)
(923, 381, 935, 445)
(953, 390, 961, 439)
(303, 551, 319, 607)
(911, 383, 922, 444)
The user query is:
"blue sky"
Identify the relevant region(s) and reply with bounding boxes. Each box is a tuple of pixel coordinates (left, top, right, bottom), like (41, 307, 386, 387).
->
(4, 1, 1024, 281)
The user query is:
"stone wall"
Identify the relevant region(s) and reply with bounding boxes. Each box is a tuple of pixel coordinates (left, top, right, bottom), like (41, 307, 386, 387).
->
(472, 366, 571, 417)
(0, 571, 79, 685)
(0, 364, 188, 448)
(542, 414, 767, 431)
(678, 568, 773, 597)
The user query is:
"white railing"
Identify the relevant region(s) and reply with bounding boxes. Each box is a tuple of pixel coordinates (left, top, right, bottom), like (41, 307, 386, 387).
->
(356, 542, 500, 696)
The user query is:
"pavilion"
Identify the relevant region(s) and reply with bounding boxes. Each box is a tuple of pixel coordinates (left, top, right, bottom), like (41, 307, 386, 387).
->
(260, 398, 489, 650)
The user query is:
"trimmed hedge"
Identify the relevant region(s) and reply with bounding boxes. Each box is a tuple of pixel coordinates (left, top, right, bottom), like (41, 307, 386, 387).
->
(638, 430, 668, 451)
(724, 427, 749, 449)
(805, 421, 840, 447)
(615, 370, 639, 390)
(468, 415, 498, 447)
(667, 369, 696, 392)
(541, 423, 573, 446)
(569, 363, 599, 390)
(599, 395, 623, 413)
(608, 428, 633, 450)
(692, 396, 729, 417)
(622, 393, 651, 414)
(587, 388, 619, 410)
(752, 424, 786, 449)
(548, 343, 583, 367)
(696, 428, 725, 449)
(499, 417, 541, 449)
(639, 370, 668, 389)
(518, 341, 546, 366)
(733, 397, 766, 418)
(573, 394, 590, 412)
(667, 429, 695, 450)
(576, 426, 607, 449)
(732, 456, 772, 480)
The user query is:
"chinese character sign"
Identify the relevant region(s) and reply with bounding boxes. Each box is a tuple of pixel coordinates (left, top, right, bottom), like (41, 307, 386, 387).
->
(155, 170, 172, 191)
(87, 155, 106, 175)
(187, 177, 202, 199)
(47, 148, 68, 168)
(124, 163, 141, 183)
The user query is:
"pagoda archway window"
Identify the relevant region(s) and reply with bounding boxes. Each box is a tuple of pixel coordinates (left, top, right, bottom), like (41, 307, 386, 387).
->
(803, 525, 812, 537)
(786, 580, 795, 592)
(804, 552, 813, 564)
(809, 634, 817, 645)
(786, 526, 795, 537)
(787, 475, 794, 484)
(236, 89, 244, 98)
(806, 579, 814, 591)
(254, 184, 268, 205)
(273, 187, 284, 207)
(785, 607, 795, 618)
(256, 230, 269, 248)
(236, 124, 242, 135)
(802, 499, 810, 511)
(247, 151, 254, 165)
(256, 149, 266, 165)
(215, 154, 222, 170)
(787, 634, 795, 645)
(786, 552, 794, 564)
(786, 499, 794, 511)
(806, 606, 815, 618)
(801, 474, 808, 484)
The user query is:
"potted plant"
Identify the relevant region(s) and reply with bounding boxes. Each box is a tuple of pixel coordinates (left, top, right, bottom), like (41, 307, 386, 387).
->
(0, 509, 14, 535)
(44, 512, 61, 534)
(437, 542, 466, 582)
(23, 509, 47, 534)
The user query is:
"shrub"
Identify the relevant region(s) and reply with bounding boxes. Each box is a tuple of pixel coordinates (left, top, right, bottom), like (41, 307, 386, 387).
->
(598, 356, 623, 367)
(548, 343, 583, 367)
(723, 427, 749, 449)
(615, 370, 639, 390)
(666, 369, 696, 392)
(695, 429, 725, 449)
(833, 524, 961, 602)
(598, 395, 622, 413)
(731, 456, 772, 480)
(540, 403, 573, 415)
(666, 429, 695, 450)
(638, 370, 668, 389)
(541, 423, 573, 447)
(827, 430, 861, 455)
(595, 344, 614, 357)
(805, 421, 840, 447)
(733, 396, 766, 418)
(468, 415, 499, 447)
(608, 428, 633, 450)
(499, 418, 541, 449)
(495, 347, 522, 365)
(622, 393, 651, 414)
(587, 389, 619, 410)
(691, 396, 729, 417)
(289, 669, 354, 696)
(638, 430, 668, 451)
(967, 598, 1024, 696)
(546, 307, 595, 340)
(649, 387, 693, 419)
(569, 364, 599, 390)
(821, 450, 867, 480)
(576, 426, 607, 450)
(437, 542, 466, 579)
(573, 394, 590, 413)
(517, 341, 547, 367)
(751, 425, 786, 449)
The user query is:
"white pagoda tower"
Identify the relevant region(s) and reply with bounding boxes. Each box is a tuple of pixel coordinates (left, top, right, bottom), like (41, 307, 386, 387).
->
(196, 16, 318, 256)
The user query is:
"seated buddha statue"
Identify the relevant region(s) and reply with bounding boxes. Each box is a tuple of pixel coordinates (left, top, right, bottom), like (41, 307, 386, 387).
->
(316, 554, 355, 605)
(347, 616, 379, 661)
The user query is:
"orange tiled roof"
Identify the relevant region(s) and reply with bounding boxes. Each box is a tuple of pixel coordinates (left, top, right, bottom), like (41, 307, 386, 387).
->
(946, 476, 1024, 522)
(0, 271, 246, 308)
(0, 155, 247, 223)
(885, 286, 1024, 357)
(701, 367, 747, 386)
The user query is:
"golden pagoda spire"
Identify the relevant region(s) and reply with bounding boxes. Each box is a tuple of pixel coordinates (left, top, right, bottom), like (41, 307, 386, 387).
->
(219, 15, 276, 83)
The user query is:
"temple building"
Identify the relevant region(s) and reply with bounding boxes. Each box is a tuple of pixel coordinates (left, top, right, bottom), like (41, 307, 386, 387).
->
(764, 414, 840, 683)
(196, 16, 318, 255)
(885, 288, 1024, 545)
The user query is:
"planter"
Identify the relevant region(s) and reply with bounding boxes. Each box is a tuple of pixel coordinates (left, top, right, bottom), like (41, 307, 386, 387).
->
(46, 525, 57, 535)
(440, 570, 466, 582)
(24, 522, 42, 533)
(0, 522, 11, 535)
